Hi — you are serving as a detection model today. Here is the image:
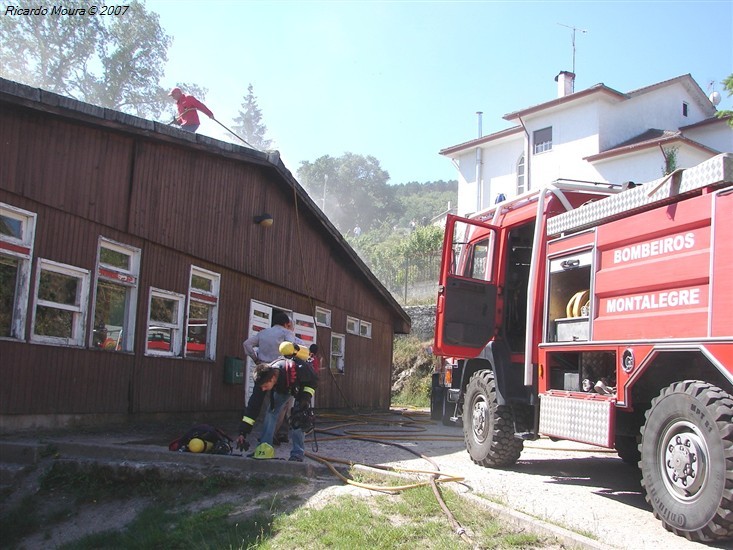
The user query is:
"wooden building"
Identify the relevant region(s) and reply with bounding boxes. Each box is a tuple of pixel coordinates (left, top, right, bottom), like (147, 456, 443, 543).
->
(0, 78, 411, 432)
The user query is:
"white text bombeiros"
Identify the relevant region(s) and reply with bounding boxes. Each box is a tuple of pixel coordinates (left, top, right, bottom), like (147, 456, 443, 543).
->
(613, 232, 695, 264)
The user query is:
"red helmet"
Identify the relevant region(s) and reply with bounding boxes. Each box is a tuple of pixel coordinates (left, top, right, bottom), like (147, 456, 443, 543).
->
(168, 87, 182, 97)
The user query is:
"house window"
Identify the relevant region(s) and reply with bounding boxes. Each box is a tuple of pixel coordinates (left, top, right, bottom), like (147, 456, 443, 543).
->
(0, 203, 36, 339)
(330, 332, 345, 374)
(92, 238, 140, 352)
(682, 102, 688, 117)
(315, 306, 331, 328)
(186, 266, 220, 360)
(31, 259, 90, 346)
(146, 288, 185, 356)
(359, 320, 372, 339)
(533, 127, 552, 154)
(516, 154, 526, 194)
(346, 316, 359, 335)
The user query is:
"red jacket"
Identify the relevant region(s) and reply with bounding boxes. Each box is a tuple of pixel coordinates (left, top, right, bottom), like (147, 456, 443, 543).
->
(176, 95, 213, 127)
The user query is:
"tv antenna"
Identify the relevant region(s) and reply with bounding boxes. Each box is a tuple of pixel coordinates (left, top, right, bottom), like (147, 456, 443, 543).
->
(558, 23, 587, 75)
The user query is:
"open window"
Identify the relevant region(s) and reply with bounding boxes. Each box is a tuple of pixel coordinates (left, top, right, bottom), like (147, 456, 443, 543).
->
(433, 214, 499, 358)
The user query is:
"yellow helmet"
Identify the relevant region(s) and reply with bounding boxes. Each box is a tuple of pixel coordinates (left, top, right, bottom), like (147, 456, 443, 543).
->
(188, 437, 210, 453)
(253, 442, 275, 459)
(279, 341, 309, 361)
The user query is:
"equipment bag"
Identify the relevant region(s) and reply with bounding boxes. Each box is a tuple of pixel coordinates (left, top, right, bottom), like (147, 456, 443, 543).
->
(168, 424, 233, 454)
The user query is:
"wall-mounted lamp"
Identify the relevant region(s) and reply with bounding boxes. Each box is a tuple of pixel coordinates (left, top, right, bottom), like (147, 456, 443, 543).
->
(253, 213, 274, 227)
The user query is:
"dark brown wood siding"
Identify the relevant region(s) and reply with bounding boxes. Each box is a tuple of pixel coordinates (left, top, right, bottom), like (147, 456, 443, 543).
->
(0, 82, 409, 426)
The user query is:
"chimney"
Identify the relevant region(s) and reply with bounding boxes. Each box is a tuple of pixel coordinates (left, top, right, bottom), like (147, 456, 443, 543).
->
(555, 71, 575, 97)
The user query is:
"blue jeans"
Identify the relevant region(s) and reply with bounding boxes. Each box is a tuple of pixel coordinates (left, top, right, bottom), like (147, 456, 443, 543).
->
(180, 124, 199, 133)
(261, 391, 304, 459)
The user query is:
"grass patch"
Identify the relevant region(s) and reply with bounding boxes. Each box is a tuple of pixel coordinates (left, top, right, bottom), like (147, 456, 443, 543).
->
(4, 462, 559, 549)
(259, 484, 556, 550)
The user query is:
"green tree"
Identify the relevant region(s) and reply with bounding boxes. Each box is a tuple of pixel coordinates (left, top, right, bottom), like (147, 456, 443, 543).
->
(347, 224, 444, 304)
(298, 153, 398, 233)
(0, 1, 173, 119)
(716, 74, 733, 127)
(232, 83, 273, 150)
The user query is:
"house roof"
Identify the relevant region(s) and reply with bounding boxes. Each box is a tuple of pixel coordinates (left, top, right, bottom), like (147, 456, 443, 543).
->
(440, 74, 719, 157)
(439, 125, 523, 157)
(0, 77, 411, 333)
(502, 83, 626, 122)
(584, 128, 720, 163)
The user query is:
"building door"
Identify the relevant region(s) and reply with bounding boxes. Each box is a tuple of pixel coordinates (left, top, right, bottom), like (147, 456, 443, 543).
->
(245, 301, 317, 401)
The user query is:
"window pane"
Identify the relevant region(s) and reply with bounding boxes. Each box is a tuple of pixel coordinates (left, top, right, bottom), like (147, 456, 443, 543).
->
(186, 301, 210, 358)
(35, 305, 73, 337)
(0, 256, 19, 337)
(0, 214, 22, 239)
(469, 242, 489, 280)
(99, 246, 130, 270)
(94, 281, 127, 350)
(38, 270, 79, 306)
(150, 296, 177, 324)
(191, 274, 212, 293)
(147, 327, 172, 352)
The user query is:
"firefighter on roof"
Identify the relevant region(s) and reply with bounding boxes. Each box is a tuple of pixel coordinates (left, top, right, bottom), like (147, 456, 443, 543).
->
(169, 87, 214, 133)
(237, 341, 317, 462)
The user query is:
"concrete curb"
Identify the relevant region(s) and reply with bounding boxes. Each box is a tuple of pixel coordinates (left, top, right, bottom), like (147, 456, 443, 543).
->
(0, 439, 321, 477)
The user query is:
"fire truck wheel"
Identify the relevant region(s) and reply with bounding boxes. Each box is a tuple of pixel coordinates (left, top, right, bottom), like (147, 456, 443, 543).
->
(640, 380, 733, 542)
(614, 434, 641, 465)
(462, 370, 523, 467)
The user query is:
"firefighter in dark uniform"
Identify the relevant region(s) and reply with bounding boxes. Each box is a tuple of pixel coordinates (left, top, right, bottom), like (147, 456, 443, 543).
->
(237, 341, 317, 462)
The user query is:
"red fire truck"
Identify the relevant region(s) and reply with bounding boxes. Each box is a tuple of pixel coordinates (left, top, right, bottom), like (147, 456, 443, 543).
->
(431, 153, 733, 542)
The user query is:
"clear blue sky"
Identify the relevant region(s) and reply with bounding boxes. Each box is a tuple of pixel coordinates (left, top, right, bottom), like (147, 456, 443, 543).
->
(148, 0, 732, 185)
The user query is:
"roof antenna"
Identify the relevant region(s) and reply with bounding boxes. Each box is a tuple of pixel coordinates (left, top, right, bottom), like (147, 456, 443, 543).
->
(558, 23, 587, 75)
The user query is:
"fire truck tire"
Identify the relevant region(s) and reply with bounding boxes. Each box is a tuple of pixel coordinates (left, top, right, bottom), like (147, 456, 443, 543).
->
(614, 434, 641, 465)
(640, 380, 733, 542)
(462, 370, 523, 467)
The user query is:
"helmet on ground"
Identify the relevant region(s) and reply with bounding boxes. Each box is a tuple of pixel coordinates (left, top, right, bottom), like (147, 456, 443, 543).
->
(188, 437, 209, 453)
(253, 442, 275, 459)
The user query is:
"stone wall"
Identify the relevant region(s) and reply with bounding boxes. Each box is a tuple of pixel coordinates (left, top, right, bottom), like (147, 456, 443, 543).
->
(403, 305, 436, 342)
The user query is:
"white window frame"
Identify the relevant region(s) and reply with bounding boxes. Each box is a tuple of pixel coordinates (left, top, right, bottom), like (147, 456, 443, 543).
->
(346, 315, 360, 335)
(31, 259, 90, 347)
(0, 202, 36, 340)
(516, 153, 526, 195)
(146, 287, 185, 357)
(315, 306, 331, 328)
(186, 265, 220, 360)
(533, 126, 553, 154)
(359, 320, 372, 339)
(330, 332, 345, 374)
(91, 237, 140, 352)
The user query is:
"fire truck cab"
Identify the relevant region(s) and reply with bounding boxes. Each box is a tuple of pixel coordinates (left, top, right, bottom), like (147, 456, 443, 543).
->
(432, 153, 733, 542)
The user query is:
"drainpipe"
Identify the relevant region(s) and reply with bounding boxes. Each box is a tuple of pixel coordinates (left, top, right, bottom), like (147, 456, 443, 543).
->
(517, 115, 531, 191)
(476, 111, 483, 211)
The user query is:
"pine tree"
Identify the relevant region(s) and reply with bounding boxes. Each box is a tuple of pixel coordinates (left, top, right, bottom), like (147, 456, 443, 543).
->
(232, 84, 273, 150)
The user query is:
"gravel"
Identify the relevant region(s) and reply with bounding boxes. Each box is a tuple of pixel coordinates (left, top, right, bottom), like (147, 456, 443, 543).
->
(308, 412, 717, 550)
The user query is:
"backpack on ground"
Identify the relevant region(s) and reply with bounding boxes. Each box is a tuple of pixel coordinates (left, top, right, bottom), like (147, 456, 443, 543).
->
(168, 424, 233, 454)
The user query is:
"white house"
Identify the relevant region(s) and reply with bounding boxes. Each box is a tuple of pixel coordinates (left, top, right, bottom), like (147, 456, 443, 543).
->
(440, 73, 732, 216)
